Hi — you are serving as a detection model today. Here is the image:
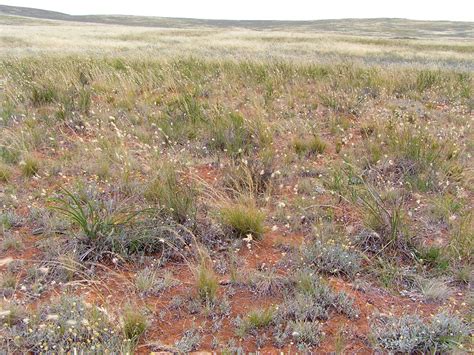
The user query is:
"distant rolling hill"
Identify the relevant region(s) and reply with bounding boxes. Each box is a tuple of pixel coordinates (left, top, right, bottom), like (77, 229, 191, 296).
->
(1, 4, 473, 39)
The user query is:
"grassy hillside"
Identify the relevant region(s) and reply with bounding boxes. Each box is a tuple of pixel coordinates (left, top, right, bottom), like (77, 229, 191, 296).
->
(1, 5, 473, 70)
(1, 4, 474, 37)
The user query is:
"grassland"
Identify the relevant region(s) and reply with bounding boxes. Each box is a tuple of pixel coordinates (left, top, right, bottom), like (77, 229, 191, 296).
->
(0, 6, 473, 353)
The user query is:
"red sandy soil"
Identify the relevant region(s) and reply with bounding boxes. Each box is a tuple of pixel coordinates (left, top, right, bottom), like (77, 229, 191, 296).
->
(1, 163, 470, 353)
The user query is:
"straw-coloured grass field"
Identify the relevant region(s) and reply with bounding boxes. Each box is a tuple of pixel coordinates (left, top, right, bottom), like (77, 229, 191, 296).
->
(0, 5, 473, 353)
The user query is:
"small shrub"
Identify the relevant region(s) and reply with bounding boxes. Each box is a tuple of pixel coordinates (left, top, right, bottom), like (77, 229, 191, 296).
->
(284, 320, 322, 348)
(175, 327, 202, 353)
(219, 202, 265, 240)
(371, 313, 468, 353)
(279, 272, 359, 322)
(301, 239, 362, 277)
(248, 268, 291, 296)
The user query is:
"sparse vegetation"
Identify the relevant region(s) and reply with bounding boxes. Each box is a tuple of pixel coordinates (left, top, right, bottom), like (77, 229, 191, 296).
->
(0, 7, 472, 353)
(0, 296, 126, 352)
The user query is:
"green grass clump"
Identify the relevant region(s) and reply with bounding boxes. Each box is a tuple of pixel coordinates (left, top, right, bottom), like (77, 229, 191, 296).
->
(50, 187, 195, 262)
(417, 246, 449, 270)
(31, 84, 57, 106)
(416, 70, 441, 92)
(122, 306, 147, 345)
(20, 154, 39, 177)
(220, 202, 265, 239)
(293, 135, 327, 156)
(0, 162, 12, 182)
(208, 112, 256, 156)
(236, 307, 275, 337)
(144, 165, 197, 224)
(196, 261, 219, 304)
(50, 188, 137, 240)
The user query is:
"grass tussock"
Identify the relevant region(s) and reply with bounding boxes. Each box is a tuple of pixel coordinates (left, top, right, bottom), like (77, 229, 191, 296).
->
(219, 202, 265, 240)
(293, 135, 327, 156)
(144, 164, 198, 224)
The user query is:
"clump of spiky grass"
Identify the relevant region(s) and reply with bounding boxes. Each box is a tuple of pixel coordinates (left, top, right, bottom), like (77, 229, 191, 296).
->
(293, 135, 327, 156)
(208, 112, 254, 156)
(50, 188, 138, 241)
(248, 268, 291, 297)
(1, 234, 24, 251)
(49, 187, 190, 262)
(0, 162, 12, 182)
(20, 154, 39, 177)
(195, 260, 219, 305)
(416, 277, 452, 302)
(219, 202, 265, 240)
(144, 164, 197, 224)
(235, 307, 275, 337)
(122, 305, 148, 346)
(222, 154, 275, 200)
